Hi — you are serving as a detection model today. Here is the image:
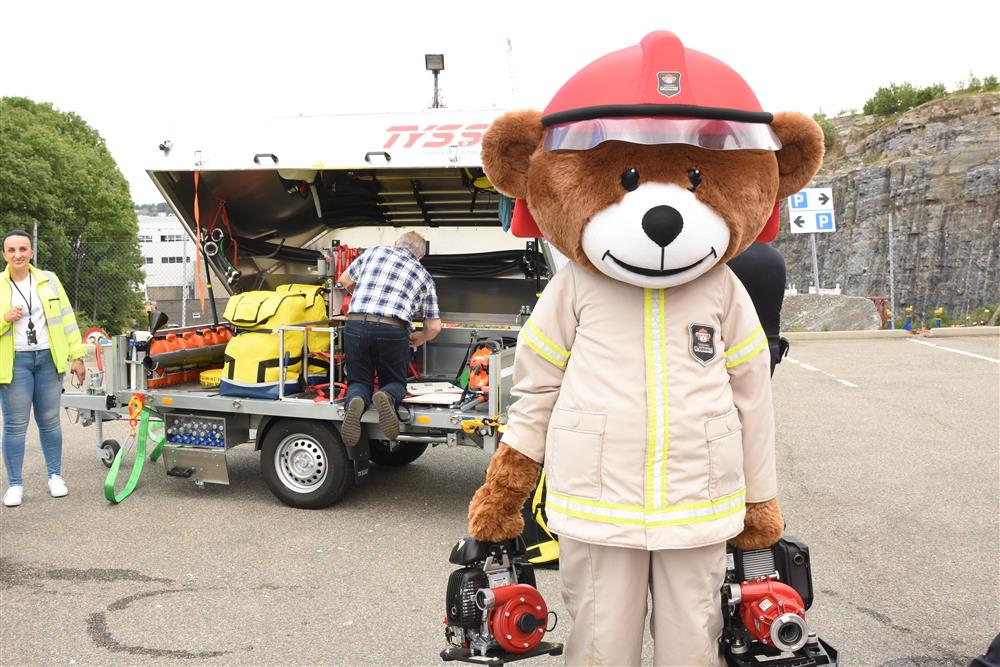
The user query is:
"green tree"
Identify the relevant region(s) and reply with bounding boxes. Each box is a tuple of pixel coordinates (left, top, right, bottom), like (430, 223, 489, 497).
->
(812, 112, 836, 150)
(0, 97, 144, 333)
(862, 82, 946, 116)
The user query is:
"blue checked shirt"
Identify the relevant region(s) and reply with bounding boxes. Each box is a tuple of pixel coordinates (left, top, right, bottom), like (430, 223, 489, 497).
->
(346, 245, 440, 326)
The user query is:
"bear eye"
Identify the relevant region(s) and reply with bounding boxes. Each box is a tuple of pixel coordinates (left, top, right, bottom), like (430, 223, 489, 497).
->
(620, 168, 640, 192)
(687, 169, 702, 192)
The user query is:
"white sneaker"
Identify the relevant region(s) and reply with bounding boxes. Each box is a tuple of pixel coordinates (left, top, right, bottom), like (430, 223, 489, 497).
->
(48, 475, 68, 498)
(3, 485, 23, 507)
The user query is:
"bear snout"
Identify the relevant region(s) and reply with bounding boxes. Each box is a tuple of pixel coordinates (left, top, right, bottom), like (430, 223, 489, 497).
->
(641, 205, 684, 248)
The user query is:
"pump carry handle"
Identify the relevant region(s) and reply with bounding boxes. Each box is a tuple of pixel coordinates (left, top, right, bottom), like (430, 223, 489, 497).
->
(253, 153, 278, 164)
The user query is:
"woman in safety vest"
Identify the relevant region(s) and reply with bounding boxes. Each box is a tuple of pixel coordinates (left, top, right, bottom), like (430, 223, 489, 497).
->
(1, 230, 87, 507)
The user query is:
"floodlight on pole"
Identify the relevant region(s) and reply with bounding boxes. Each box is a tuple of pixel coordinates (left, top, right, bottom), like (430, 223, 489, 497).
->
(425, 54, 445, 108)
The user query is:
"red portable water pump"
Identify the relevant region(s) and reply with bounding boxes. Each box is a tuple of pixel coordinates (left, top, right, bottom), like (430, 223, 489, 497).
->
(441, 538, 563, 665)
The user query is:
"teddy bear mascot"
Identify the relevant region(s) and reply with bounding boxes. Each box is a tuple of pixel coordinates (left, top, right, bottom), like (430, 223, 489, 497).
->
(467, 31, 824, 666)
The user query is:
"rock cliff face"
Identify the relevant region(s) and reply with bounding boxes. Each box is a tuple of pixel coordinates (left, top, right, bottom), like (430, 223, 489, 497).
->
(772, 93, 999, 322)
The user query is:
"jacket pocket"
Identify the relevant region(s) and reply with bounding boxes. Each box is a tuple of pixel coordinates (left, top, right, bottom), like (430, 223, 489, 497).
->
(706, 409, 744, 499)
(545, 408, 606, 501)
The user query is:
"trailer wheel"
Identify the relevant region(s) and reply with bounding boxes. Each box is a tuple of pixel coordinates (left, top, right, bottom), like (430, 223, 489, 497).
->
(100, 439, 121, 469)
(260, 419, 353, 509)
(369, 440, 428, 466)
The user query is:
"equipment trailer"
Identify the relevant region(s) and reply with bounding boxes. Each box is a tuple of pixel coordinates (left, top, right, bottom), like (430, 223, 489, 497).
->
(62, 108, 560, 508)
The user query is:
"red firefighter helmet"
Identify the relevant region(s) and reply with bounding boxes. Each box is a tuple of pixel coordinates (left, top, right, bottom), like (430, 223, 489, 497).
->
(511, 31, 783, 241)
(542, 30, 770, 126)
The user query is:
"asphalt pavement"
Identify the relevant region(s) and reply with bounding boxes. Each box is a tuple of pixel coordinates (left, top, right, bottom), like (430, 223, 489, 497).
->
(1, 332, 997, 666)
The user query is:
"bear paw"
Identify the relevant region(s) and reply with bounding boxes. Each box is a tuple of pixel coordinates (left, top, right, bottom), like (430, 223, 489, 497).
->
(468, 485, 526, 542)
(729, 498, 783, 550)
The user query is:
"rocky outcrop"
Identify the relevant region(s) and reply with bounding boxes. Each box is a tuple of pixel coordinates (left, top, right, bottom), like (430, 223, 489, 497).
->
(773, 93, 999, 323)
(782, 294, 881, 332)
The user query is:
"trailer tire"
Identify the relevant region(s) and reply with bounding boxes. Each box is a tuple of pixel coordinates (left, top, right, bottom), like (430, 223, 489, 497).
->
(260, 419, 353, 509)
(100, 439, 121, 469)
(369, 440, 428, 466)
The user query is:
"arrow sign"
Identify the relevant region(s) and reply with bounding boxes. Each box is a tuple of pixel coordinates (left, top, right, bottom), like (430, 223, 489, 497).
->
(788, 187, 836, 234)
(789, 210, 837, 234)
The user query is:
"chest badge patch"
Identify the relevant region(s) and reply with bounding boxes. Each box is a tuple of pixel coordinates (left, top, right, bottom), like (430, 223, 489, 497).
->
(689, 323, 717, 366)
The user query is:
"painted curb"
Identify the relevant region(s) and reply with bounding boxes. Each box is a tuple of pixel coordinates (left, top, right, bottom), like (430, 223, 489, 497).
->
(783, 327, 998, 341)
(921, 326, 1000, 338)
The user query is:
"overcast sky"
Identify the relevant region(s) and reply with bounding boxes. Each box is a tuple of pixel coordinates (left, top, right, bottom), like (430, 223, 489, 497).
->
(2, 0, 997, 205)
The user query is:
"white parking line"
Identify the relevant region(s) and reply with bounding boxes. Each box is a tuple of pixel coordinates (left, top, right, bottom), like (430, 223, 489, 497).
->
(909, 339, 999, 364)
(785, 358, 858, 388)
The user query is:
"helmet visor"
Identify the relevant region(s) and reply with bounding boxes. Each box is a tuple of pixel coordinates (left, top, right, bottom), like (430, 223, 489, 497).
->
(543, 117, 782, 152)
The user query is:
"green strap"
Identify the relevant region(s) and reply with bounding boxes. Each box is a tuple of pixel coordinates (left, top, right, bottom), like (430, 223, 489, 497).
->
(103, 410, 165, 504)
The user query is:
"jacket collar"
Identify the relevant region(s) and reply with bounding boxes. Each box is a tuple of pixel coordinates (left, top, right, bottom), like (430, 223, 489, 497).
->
(2, 263, 45, 284)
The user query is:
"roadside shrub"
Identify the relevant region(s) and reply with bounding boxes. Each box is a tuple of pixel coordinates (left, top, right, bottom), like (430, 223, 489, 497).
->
(958, 303, 997, 327)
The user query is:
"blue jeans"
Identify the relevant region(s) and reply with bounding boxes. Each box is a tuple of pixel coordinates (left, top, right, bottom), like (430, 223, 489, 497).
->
(1, 350, 64, 485)
(343, 320, 410, 409)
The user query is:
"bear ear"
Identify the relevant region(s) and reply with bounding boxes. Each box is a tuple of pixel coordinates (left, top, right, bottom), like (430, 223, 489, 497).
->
(481, 110, 545, 199)
(771, 111, 825, 201)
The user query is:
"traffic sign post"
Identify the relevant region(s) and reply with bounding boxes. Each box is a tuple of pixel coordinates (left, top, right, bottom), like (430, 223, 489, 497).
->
(788, 187, 836, 291)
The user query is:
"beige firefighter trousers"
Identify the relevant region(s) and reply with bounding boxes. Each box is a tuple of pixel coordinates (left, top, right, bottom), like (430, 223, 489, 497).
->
(559, 536, 726, 667)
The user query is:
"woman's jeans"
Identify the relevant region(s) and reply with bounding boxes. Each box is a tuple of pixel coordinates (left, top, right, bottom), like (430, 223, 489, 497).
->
(1, 350, 63, 485)
(343, 320, 410, 409)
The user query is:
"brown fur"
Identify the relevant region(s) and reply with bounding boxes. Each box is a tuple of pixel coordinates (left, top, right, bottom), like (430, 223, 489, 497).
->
(482, 111, 825, 269)
(480, 110, 544, 199)
(728, 498, 784, 550)
(468, 443, 541, 542)
(771, 112, 826, 200)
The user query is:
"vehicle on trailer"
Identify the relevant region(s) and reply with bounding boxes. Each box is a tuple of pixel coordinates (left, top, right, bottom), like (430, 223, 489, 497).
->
(62, 108, 560, 509)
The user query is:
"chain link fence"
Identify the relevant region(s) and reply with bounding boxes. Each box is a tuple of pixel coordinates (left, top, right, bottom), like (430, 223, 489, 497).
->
(32, 234, 229, 338)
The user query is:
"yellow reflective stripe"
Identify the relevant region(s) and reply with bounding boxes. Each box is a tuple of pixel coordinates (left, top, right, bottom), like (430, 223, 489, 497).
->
(60, 306, 74, 316)
(645, 497, 745, 528)
(726, 336, 767, 369)
(549, 491, 643, 512)
(63, 323, 79, 335)
(644, 290, 656, 510)
(47, 316, 63, 326)
(547, 488, 746, 528)
(522, 337, 567, 369)
(725, 325, 765, 360)
(525, 319, 570, 362)
(520, 319, 569, 369)
(550, 487, 745, 514)
(644, 289, 669, 511)
(658, 291, 668, 509)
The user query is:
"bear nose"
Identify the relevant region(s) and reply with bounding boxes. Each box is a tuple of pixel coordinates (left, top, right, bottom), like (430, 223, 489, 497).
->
(641, 205, 684, 247)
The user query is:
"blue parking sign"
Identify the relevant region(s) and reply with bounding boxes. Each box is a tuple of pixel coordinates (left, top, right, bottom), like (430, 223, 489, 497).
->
(816, 212, 834, 230)
(790, 192, 808, 209)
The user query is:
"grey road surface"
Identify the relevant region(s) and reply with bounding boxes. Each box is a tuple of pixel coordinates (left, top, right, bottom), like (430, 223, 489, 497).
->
(1, 334, 997, 666)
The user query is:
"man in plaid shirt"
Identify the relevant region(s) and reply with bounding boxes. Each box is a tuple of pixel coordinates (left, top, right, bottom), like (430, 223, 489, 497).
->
(337, 231, 441, 447)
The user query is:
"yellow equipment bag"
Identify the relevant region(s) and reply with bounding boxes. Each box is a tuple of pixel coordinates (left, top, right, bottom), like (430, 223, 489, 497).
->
(276, 283, 331, 355)
(219, 286, 329, 399)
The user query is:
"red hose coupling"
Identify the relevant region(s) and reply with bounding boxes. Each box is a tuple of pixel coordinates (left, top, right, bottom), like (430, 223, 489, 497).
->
(731, 579, 809, 652)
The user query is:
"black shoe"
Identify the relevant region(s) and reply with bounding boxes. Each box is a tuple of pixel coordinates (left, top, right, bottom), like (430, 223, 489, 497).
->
(341, 397, 365, 448)
(372, 391, 400, 441)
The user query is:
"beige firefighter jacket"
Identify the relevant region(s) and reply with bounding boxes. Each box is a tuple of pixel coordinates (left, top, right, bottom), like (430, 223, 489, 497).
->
(502, 261, 776, 551)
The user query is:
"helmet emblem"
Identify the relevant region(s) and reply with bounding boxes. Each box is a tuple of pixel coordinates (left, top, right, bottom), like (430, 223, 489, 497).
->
(657, 71, 682, 98)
